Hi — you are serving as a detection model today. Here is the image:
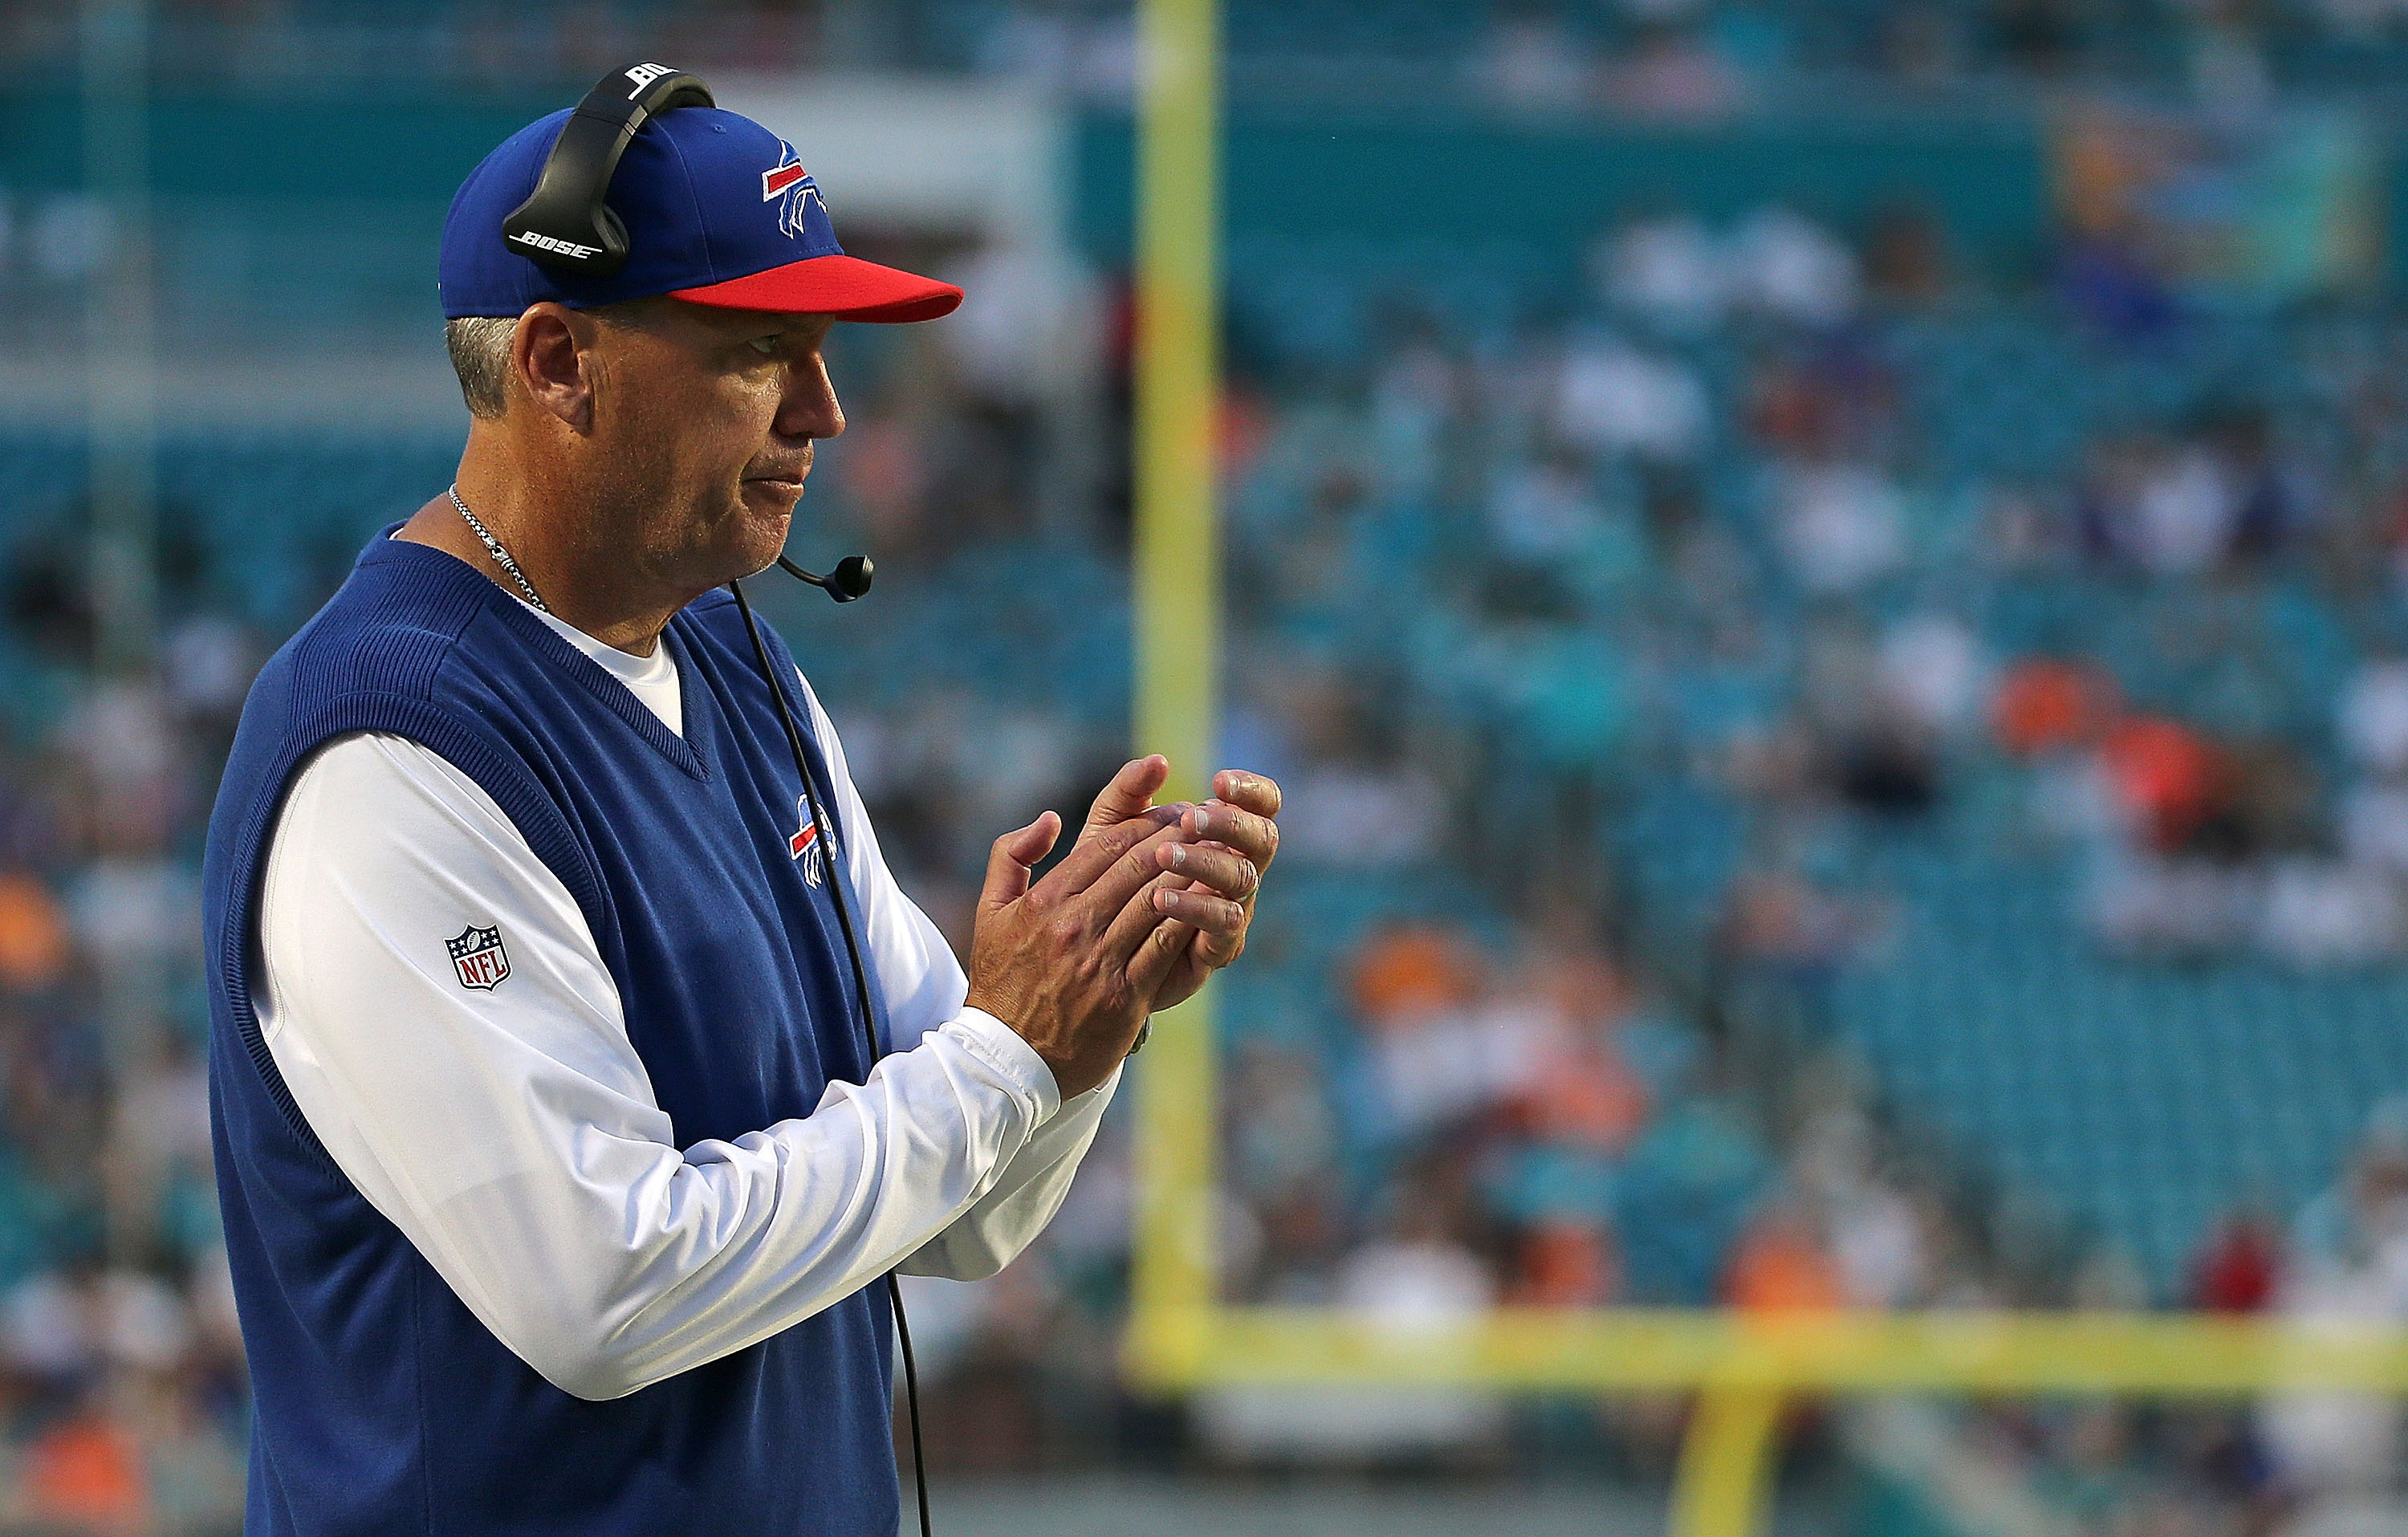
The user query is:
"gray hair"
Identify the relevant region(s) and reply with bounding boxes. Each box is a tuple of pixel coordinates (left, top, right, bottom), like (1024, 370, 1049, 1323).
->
(445, 315, 518, 420)
(445, 301, 654, 418)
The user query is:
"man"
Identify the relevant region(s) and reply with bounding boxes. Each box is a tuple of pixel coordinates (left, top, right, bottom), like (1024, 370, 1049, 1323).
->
(200, 94, 1279, 1535)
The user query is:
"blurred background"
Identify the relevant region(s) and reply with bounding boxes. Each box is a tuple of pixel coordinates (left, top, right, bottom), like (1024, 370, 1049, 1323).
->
(15, 0, 2408, 1533)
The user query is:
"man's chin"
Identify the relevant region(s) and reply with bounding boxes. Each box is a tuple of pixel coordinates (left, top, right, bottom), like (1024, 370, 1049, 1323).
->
(722, 489, 799, 582)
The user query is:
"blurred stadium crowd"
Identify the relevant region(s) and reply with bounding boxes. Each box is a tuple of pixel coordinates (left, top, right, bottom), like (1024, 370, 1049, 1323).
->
(1, 1, 2407, 1535)
(1173, 197, 2408, 1527)
(16, 0, 2408, 103)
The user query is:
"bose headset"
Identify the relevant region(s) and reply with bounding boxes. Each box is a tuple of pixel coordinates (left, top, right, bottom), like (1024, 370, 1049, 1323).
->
(508, 64, 930, 1537)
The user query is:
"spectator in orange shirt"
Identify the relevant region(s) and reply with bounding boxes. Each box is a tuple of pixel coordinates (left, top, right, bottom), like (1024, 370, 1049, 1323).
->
(1725, 1198, 1848, 1312)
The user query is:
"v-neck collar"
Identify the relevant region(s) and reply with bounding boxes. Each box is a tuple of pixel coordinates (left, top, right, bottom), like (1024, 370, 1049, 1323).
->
(370, 529, 710, 781)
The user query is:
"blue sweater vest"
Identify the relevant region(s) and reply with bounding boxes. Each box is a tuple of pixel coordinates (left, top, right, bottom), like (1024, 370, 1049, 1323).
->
(203, 531, 901, 1536)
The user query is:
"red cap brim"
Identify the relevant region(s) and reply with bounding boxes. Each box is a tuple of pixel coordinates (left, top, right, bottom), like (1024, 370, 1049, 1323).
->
(668, 253, 962, 323)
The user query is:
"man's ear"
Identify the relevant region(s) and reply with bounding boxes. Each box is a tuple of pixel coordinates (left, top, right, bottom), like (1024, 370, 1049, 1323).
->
(511, 303, 596, 434)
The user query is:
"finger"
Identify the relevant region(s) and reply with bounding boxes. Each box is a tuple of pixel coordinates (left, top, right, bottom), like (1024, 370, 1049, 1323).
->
(1153, 886, 1245, 934)
(1126, 911, 1200, 998)
(1099, 868, 1188, 962)
(1034, 802, 1189, 902)
(1187, 802, 1279, 872)
(1178, 884, 1249, 970)
(1068, 819, 1205, 921)
(978, 811, 1060, 916)
(1007, 810, 1063, 868)
(1210, 769, 1282, 819)
(1121, 885, 1243, 994)
(1186, 924, 1243, 972)
(1156, 840, 1259, 903)
(1082, 755, 1170, 839)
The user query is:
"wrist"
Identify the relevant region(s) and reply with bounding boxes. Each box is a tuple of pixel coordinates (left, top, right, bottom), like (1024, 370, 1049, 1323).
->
(951, 1006, 1064, 1123)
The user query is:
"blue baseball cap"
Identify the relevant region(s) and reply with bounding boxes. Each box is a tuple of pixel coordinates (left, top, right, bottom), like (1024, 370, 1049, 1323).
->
(439, 104, 962, 323)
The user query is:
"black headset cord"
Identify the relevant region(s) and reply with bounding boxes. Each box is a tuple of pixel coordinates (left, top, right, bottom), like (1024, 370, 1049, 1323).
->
(730, 579, 937, 1537)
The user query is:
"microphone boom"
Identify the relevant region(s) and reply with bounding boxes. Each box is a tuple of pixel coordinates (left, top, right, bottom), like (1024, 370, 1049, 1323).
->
(777, 554, 874, 602)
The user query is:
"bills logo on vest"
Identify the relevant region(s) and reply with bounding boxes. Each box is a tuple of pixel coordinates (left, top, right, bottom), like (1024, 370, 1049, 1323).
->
(446, 924, 511, 990)
(789, 797, 832, 886)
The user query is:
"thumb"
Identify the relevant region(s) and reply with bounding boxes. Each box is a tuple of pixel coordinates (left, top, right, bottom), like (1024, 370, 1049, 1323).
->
(979, 811, 1061, 917)
(1082, 754, 1169, 839)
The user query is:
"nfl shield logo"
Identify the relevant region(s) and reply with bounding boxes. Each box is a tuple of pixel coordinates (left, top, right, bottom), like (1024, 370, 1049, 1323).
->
(446, 924, 510, 990)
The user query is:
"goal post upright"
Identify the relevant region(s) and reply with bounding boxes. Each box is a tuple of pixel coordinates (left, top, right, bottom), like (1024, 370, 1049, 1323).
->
(1127, 0, 1224, 1381)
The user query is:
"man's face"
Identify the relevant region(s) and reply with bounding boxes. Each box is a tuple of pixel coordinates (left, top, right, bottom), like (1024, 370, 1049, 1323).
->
(575, 299, 844, 590)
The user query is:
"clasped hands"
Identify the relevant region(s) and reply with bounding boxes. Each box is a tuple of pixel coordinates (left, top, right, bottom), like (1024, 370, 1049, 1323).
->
(963, 754, 1281, 1098)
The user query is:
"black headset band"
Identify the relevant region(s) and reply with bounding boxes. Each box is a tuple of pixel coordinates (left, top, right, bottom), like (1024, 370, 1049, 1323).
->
(500, 63, 715, 278)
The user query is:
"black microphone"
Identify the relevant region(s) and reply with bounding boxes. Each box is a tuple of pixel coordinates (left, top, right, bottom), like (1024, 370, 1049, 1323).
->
(776, 554, 872, 603)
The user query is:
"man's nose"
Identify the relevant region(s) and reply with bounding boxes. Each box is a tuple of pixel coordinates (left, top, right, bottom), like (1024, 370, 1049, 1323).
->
(775, 356, 845, 441)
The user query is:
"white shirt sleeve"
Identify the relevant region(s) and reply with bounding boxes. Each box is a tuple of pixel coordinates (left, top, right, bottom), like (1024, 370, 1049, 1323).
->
(790, 678, 1122, 1279)
(255, 722, 1111, 1402)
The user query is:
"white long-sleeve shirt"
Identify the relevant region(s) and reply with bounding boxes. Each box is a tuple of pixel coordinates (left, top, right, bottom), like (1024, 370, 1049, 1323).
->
(254, 596, 1117, 1401)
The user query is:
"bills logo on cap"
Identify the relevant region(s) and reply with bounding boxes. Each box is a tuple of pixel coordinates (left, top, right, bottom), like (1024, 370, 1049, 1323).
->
(790, 797, 831, 886)
(761, 145, 824, 241)
(446, 924, 511, 990)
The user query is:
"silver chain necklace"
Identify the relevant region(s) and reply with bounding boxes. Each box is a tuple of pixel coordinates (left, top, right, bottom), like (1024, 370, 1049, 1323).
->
(448, 485, 550, 613)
